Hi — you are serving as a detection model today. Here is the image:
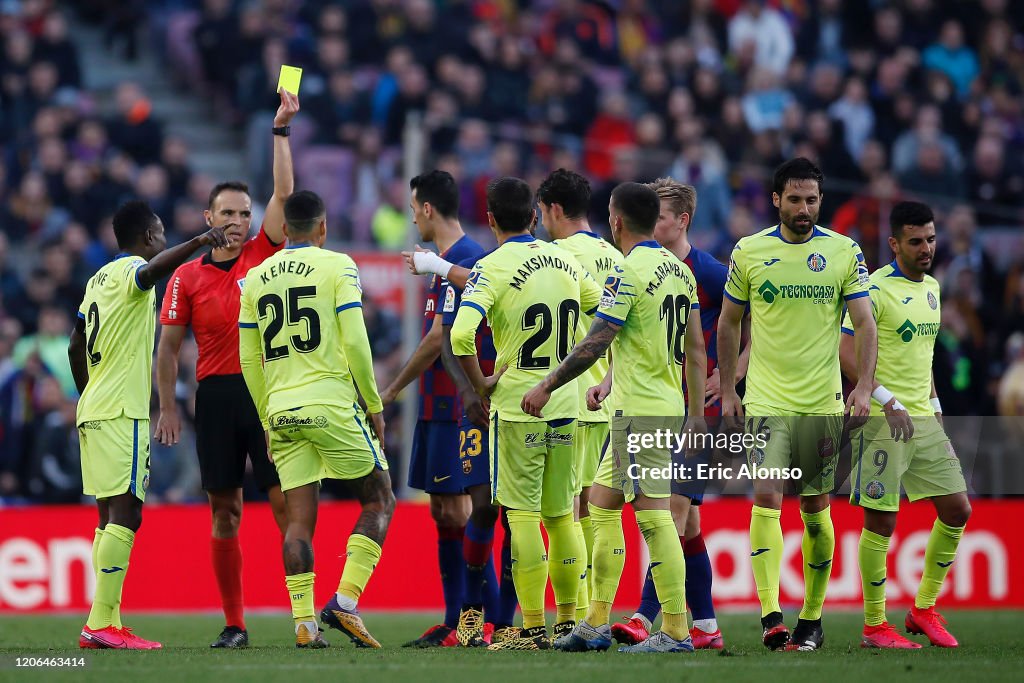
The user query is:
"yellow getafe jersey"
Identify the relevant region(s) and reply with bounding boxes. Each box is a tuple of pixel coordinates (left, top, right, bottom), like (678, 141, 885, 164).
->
(239, 245, 380, 423)
(842, 261, 941, 416)
(451, 235, 602, 422)
(553, 230, 622, 422)
(724, 225, 870, 414)
(76, 254, 157, 423)
(597, 240, 698, 417)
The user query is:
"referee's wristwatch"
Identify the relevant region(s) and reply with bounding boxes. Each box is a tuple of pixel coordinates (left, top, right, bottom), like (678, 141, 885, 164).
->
(272, 125, 291, 137)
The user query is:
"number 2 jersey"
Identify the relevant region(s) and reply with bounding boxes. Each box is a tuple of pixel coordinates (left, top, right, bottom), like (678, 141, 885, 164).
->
(596, 240, 699, 418)
(76, 253, 156, 424)
(450, 235, 602, 422)
(238, 244, 383, 426)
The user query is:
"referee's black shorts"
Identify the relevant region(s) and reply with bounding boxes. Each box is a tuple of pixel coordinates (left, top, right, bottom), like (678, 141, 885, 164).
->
(195, 374, 280, 492)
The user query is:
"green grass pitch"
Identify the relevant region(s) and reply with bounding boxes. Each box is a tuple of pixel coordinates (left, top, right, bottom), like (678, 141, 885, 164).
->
(2, 611, 1022, 682)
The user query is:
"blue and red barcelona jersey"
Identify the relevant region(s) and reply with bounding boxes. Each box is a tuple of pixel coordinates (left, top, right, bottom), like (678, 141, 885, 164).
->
(442, 251, 497, 415)
(682, 246, 727, 416)
(419, 235, 486, 421)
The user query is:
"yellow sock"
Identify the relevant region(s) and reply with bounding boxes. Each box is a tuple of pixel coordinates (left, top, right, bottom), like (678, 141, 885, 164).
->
(579, 514, 594, 595)
(799, 506, 834, 621)
(587, 505, 624, 625)
(750, 505, 783, 617)
(337, 534, 382, 602)
(90, 528, 122, 628)
(543, 513, 578, 621)
(916, 519, 964, 609)
(506, 510, 547, 629)
(859, 528, 890, 627)
(574, 521, 589, 622)
(635, 508, 687, 633)
(286, 572, 316, 621)
(662, 611, 688, 641)
(86, 524, 134, 630)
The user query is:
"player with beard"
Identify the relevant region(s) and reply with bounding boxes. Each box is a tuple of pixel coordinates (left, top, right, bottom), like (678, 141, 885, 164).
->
(717, 158, 877, 651)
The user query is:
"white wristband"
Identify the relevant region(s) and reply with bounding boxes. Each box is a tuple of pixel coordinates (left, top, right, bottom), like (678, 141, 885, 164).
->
(891, 399, 906, 411)
(872, 385, 895, 406)
(412, 251, 453, 277)
(930, 397, 942, 413)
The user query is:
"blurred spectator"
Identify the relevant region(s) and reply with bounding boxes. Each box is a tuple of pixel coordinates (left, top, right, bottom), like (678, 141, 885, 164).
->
(106, 82, 164, 164)
(728, 0, 794, 76)
(922, 19, 979, 98)
(965, 136, 1024, 226)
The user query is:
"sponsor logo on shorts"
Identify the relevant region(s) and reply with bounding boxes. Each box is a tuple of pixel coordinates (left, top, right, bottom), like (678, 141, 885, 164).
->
(865, 480, 886, 499)
(79, 421, 102, 431)
(462, 460, 472, 474)
(273, 415, 327, 429)
(750, 448, 766, 466)
(433, 475, 451, 483)
(524, 432, 544, 448)
(546, 431, 573, 446)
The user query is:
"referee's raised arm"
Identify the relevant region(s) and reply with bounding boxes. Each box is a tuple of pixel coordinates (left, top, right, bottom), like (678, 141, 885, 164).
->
(262, 88, 299, 244)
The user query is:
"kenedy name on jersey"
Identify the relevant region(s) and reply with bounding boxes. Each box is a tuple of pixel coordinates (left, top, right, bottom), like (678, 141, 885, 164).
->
(259, 259, 317, 284)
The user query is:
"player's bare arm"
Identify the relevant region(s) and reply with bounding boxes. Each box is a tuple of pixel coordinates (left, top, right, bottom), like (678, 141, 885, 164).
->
(684, 312, 708, 418)
(845, 295, 878, 420)
(155, 325, 187, 445)
(381, 312, 443, 404)
(521, 317, 620, 418)
(262, 89, 299, 244)
(136, 226, 229, 290)
(440, 324, 488, 428)
(708, 315, 752, 406)
(67, 324, 89, 395)
(717, 296, 745, 418)
(587, 356, 613, 411)
(337, 305, 387, 447)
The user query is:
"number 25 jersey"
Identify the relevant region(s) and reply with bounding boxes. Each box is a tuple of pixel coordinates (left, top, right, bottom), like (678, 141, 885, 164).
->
(76, 254, 156, 424)
(239, 245, 379, 421)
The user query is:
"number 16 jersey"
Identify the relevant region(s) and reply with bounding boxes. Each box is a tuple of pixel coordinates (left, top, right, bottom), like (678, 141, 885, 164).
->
(451, 235, 602, 422)
(239, 245, 372, 420)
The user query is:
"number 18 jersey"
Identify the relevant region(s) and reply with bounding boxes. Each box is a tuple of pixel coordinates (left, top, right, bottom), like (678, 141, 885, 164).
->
(451, 235, 602, 422)
(596, 241, 699, 418)
(239, 245, 369, 420)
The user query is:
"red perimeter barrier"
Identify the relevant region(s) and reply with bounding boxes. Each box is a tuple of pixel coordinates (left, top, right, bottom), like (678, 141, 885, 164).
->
(0, 499, 1017, 612)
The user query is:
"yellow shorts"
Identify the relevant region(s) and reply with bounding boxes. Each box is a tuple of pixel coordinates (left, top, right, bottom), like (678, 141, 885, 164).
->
(744, 404, 843, 496)
(489, 415, 575, 517)
(596, 416, 683, 503)
(79, 416, 150, 502)
(575, 421, 609, 494)
(269, 404, 386, 492)
(851, 417, 967, 512)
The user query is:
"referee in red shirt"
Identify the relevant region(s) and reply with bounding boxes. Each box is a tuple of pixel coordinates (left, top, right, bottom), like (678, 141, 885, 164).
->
(154, 90, 298, 649)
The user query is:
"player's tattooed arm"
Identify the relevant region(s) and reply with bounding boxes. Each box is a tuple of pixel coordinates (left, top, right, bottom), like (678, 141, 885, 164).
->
(522, 318, 619, 418)
(68, 318, 89, 395)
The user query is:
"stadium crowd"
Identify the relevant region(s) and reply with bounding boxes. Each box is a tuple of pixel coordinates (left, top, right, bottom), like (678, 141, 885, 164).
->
(1, 0, 1023, 503)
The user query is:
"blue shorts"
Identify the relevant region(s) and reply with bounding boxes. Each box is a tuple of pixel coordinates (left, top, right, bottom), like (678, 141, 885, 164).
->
(408, 420, 464, 494)
(458, 417, 490, 491)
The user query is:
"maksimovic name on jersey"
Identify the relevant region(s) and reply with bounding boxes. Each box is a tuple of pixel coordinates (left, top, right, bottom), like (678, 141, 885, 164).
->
(508, 254, 578, 290)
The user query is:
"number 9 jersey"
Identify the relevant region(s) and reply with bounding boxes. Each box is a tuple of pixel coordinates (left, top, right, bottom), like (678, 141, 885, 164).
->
(76, 253, 157, 424)
(238, 245, 383, 427)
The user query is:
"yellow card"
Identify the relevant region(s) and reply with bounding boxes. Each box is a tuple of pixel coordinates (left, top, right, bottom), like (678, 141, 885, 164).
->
(277, 65, 302, 95)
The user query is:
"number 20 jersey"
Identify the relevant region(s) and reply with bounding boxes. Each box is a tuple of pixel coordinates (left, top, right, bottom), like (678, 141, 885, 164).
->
(451, 235, 602, 422)
(596, 240, 699, 418)
(239, 245, 365, 418)
(76, 254, 156, 424)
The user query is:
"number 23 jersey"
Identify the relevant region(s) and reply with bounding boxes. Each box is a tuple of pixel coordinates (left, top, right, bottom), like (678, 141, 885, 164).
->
(76, 254, 156, 424)
(451, 235, 602, 422)
(239, 245, 366, 418)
